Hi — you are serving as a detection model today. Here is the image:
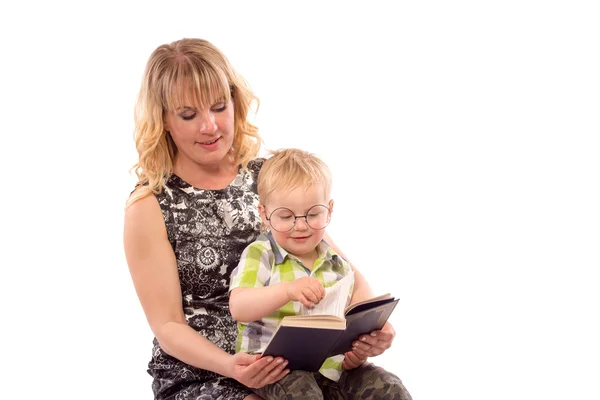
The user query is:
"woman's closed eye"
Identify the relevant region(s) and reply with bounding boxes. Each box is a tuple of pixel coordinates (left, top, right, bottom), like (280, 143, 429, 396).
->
(212, 102, 227, 112)
(180, 112, 197, 121)
(179, 102, 227, 120)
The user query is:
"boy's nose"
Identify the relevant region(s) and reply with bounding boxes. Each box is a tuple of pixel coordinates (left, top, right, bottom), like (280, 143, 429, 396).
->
(294, 217, 309, 230)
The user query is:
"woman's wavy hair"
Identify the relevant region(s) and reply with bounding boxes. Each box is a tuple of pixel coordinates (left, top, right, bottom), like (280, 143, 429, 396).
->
(127, 38, 261, 207)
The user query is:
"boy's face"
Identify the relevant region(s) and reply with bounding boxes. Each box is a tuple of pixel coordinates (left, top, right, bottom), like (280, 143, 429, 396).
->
(259, 185, 334, 260)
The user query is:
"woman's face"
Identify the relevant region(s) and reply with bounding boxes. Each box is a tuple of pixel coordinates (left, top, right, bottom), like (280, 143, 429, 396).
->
(164, 95, 235, 170)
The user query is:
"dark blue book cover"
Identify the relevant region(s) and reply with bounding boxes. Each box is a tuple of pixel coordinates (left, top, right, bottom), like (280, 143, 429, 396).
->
(261, 295, 399, 372)
(327, 298, 399, 356)
(262, 325, 344, 372)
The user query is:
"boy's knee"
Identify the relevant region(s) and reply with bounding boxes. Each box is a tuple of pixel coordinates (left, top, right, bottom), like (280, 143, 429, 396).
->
(340, 363, 412, 400)
(255, 371, 323, 400)
(282, 371, 322, 399)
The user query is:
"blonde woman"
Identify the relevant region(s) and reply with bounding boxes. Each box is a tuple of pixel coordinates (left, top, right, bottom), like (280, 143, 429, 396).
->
(124, 38, 402, 400)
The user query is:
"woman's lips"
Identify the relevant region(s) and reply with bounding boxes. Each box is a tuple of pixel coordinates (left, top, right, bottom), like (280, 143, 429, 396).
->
(196, 137, 220, 149)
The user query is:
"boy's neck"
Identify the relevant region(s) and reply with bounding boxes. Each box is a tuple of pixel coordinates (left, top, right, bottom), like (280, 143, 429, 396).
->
(293, 248, 319, 270)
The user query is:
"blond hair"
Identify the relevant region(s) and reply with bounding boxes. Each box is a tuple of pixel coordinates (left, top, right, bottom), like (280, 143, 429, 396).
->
(258, 148, 332, 204)
(128, 38, 262, 206)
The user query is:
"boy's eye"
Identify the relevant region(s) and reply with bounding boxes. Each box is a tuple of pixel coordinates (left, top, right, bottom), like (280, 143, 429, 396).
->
(279, 215, 293, 220)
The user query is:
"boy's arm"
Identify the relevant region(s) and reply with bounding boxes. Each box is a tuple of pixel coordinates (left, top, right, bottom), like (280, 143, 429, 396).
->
(230, 285, 291, 323)
(229, 242, 281, 322)
(230, 280, 325, 322)
(229, 242, 325, 322)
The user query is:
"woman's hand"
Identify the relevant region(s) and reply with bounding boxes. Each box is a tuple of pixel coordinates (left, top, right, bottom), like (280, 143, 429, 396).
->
(350, 322, 396, 358)
(342, 350, 367, 370)
(228, 353, 289, 389)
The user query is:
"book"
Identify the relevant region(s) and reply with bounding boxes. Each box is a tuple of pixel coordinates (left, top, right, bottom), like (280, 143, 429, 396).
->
(261, 293, 400, 372)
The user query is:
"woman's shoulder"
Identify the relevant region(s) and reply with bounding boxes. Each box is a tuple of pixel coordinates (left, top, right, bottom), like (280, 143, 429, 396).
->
(124, 190, 169, 246)
(125, 188, 163, 223)
(243, 157, 266, 182)
(247, 157, 266, 172)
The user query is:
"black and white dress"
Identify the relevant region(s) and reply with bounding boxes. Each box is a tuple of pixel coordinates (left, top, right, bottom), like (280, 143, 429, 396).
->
(149, 159, 264, 400)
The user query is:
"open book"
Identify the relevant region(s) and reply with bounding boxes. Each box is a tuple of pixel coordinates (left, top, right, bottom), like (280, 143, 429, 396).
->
(261, 293, 400, 372)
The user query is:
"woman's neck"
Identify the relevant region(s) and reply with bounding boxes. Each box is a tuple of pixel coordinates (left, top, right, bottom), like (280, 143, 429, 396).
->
(173, 156, 238, 190)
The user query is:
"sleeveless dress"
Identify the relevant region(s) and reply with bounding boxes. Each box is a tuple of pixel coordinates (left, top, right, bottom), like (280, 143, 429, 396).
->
(148, 159, 264, 400)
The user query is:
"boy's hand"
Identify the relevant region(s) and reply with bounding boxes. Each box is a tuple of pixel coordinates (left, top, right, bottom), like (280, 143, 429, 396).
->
(285, 277, 325, 307)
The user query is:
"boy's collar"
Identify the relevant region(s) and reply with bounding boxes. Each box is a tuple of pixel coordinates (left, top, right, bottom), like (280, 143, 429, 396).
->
(265, 231, 339, 265)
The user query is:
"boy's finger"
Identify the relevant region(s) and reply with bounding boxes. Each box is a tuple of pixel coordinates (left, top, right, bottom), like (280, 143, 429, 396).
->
(311, 284, 323, 298)
(304, 289, 318, 303)
(300, 296, 313, 308)
(310, 285, 324, 300)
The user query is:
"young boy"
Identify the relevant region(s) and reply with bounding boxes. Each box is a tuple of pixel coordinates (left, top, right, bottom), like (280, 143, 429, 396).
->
(228, 148, 363, 398)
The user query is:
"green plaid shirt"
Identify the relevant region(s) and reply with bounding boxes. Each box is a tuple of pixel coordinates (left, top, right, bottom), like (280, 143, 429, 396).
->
(229, 232, 353, 381)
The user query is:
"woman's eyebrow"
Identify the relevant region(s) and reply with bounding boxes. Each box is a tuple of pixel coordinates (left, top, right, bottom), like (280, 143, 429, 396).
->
(176, 106, 197, 112)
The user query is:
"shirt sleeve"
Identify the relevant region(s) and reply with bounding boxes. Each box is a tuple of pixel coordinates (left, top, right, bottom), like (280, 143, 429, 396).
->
(229, 240, 272, 291)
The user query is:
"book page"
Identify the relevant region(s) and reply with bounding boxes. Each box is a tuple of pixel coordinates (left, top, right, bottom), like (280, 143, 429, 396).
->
(299, 269, 354, 318)
(344, 292, 394, 315)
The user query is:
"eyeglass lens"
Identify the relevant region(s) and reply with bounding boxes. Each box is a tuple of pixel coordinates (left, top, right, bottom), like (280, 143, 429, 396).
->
(269, 205, 330, 232)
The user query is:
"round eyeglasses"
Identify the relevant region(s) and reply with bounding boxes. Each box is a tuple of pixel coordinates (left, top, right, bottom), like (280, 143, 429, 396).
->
(265, 205, 331, 232)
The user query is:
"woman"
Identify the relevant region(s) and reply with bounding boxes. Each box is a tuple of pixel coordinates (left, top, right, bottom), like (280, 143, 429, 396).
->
(124, 38, 410, 400)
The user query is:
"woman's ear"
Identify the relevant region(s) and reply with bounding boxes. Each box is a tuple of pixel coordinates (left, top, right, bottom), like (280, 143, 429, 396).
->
(163, 111, 171, 132)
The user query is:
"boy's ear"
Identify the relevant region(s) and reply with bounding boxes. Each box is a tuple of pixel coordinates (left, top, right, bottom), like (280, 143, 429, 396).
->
(258, 203, 268, 225)
(328, 199, 334, 212)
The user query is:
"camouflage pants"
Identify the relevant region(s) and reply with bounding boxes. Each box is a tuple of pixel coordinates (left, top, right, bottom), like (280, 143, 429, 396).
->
(253, 362, 412, 400)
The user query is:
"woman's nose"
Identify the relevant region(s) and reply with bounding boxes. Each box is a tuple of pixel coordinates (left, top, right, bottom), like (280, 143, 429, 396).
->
(198, 111, 217, 133)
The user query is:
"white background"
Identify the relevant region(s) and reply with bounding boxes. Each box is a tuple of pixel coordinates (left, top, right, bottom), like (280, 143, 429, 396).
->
(1, 1, 599, 399)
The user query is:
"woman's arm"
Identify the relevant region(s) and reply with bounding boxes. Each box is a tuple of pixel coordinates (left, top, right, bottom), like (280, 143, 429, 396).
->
(323, 231, 397, 366)
(323, 232, 374, 303)
(124, 193, 288, 386)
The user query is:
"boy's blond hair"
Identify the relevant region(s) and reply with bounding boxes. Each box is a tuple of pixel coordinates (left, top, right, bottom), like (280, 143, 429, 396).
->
(258, 148, 332, 204)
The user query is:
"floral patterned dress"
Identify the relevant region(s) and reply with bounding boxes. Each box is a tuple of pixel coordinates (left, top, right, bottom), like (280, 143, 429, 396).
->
(148, 159, 264, 400)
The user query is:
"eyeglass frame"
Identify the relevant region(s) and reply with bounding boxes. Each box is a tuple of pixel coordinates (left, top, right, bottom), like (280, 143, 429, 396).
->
(264, 204, 332, 232)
